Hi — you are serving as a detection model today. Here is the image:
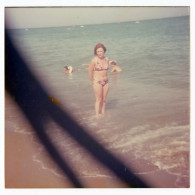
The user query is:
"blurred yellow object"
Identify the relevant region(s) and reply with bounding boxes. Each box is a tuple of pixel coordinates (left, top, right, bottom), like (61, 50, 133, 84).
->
(49, 97, 62, 106)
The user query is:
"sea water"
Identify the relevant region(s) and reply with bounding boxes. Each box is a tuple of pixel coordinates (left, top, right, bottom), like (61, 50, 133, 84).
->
(6, 16, 190, 187)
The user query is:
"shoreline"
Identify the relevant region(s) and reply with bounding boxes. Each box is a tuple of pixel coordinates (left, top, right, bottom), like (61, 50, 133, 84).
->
(5, 130, 73, 188)
(5, 130, 189, 188)
(4, 93, 129, 188)
(4, 94, 189, 188)
(5, 130, 129, 188)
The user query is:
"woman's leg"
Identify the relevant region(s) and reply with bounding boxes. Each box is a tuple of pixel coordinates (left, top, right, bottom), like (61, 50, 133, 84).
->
(93, 83, 103, 117)
(101, 83, 109, 114)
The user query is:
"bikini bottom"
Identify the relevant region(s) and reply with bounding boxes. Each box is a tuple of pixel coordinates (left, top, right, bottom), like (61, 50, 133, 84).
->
(94, 79, 109, 87)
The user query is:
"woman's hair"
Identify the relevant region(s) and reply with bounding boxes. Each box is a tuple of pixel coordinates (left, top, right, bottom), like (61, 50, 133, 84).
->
(94, 43, 106, 55)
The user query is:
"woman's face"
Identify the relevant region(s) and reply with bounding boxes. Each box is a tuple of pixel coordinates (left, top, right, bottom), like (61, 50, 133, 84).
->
(96, 47, 105, 58)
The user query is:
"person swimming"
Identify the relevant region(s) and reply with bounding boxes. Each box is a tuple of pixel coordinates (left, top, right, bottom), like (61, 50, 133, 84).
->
(109, 61, 122, 73)
(64, 66, 75, 74)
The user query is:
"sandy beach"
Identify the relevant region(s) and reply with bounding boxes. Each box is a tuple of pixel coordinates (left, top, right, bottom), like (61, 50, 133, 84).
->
(5, 130, 132, 188)
(5, 129, 182, 188)
(4, 92, 189, 188)
(5, 119, 128, 188)
(5, 130, 74, 188)
(4, 90, 130, 188)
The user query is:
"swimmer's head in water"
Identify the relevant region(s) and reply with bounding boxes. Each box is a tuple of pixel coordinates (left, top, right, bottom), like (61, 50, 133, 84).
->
(110, 61, 117, 66)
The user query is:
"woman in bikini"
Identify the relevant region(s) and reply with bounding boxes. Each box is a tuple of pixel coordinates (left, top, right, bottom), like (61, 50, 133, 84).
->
(89, 43, 109, 118)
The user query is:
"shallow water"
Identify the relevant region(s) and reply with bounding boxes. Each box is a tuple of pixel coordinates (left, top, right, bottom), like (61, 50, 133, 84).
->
(6, 16, 190, 187)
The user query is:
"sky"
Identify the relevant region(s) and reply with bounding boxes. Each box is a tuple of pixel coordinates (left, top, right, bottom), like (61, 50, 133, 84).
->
(5, 7, 189, 29)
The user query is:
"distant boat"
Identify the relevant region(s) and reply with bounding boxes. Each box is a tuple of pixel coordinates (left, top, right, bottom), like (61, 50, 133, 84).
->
(80, 25, 84, 28)
(135, 21, 140, 24)
(25, 28, 29, 31)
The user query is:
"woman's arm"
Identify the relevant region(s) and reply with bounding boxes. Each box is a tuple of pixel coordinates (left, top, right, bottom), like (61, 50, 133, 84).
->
(88, 59, 95, 82)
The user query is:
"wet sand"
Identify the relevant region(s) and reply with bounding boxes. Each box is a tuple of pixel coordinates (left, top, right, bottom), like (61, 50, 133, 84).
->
(5, 129, 184, 188)
(4, 92, 129, 188)
(5, 130, 129, 188)
(4, 94, 188, 188)
(5, 130, 73, 188)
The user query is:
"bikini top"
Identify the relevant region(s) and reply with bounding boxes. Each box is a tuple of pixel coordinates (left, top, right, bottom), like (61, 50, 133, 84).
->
(94, 57, 109, 71)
